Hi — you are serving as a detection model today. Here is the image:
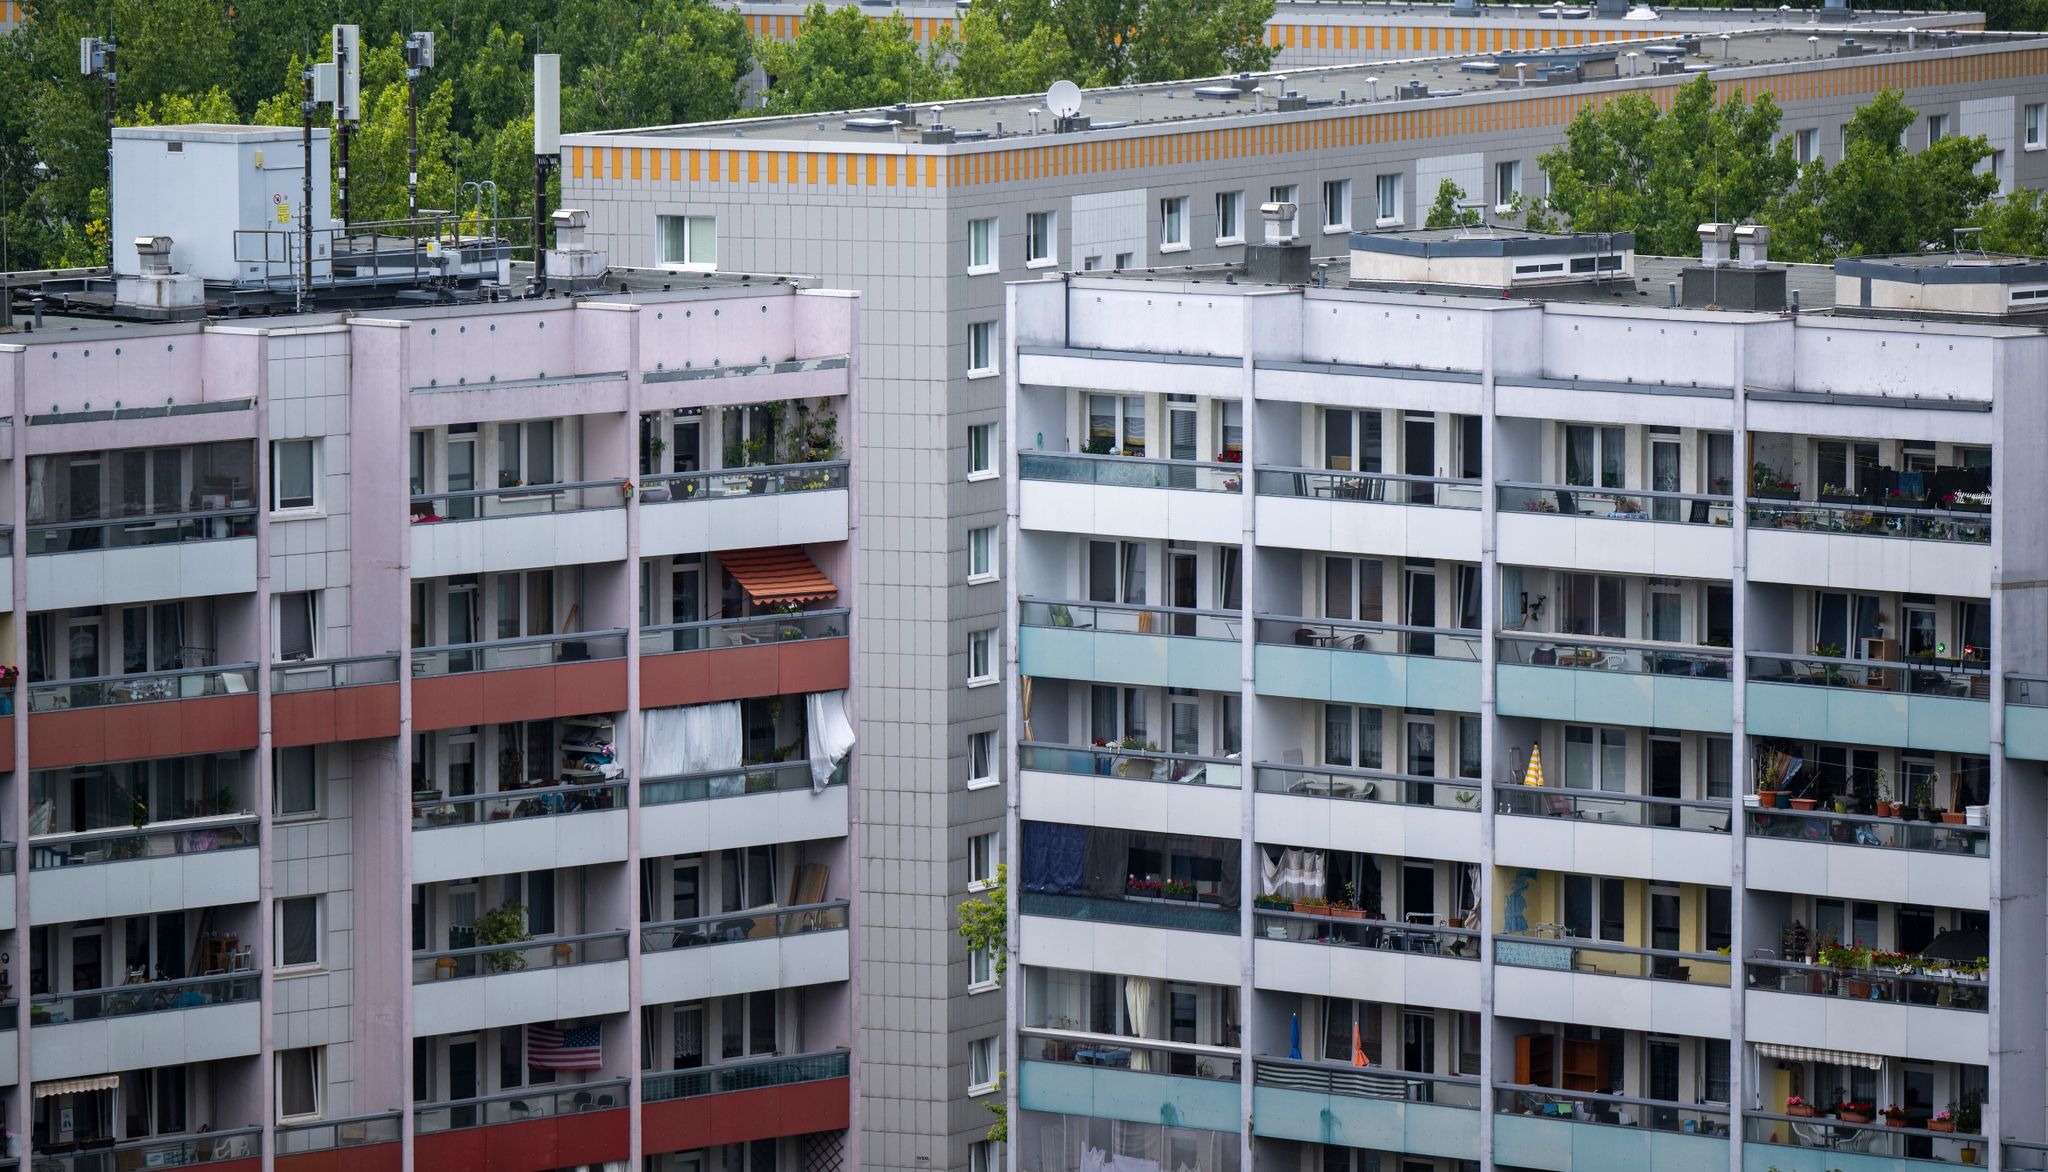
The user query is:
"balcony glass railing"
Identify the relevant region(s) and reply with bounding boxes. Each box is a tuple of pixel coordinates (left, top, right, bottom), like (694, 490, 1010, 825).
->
(1743, 1111, 1984, 1162)
(644, 461, 848, 502)
(642, 1050, 850, 1104)
(412, 781, 625, 829)
(1020, 598, 1241, 640)
(1496, 785, 1733, 833)
(1257, 615, 1482, 660)
(271, 654, 401, 692)
(409, 478, 628, 522)
(1494, 932, 1729, 985)
(27, 507, 257, 555)
(27, 664, 257, 712)
(1020, 742, 1242, 787)
(1256, 763, 1478, 808)
(1749, 651, 1989, 698)
(2006, 1138, 2048, 1170)
(1747, 496, 1990, 544)
(1500, 633, 1733, 678)
(1020, 1030, 1242, 1080)
(412, 929, 629, 983)
(641, 901, 849, 952)
(1255, 467, 1481, 508)
(2009, 674, 2048, 706)
(412, 629, 627, 676)
(1021, 450, 1242, 493)
(415, 1080, 629, 1133)
(32, 1129, 259, 1172)
(28, 816, 257, 870)
(274, 1111, 403, 1156)
(1496, 1083, 1731, 1137)
(641, 608, 847, 654)
(1746, 806, 1987, 855)
(1019, 891, 1238, 934)
(1747, 956, 1988, 1011)
(640, 759, 843, 805)
(1255, 909, 1480, 957)
(1255, 1057, 1481, 1108)
(31, 971, 257, 1025)
(1501, 482, 1735, 525)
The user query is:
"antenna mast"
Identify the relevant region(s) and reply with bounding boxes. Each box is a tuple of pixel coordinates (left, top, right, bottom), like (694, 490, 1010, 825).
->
(533, 52, 561, 286)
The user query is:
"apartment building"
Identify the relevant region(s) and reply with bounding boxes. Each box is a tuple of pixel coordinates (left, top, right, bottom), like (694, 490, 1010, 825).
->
(998, 225, 2048, 1172)
(565, 23, 2048, 1169)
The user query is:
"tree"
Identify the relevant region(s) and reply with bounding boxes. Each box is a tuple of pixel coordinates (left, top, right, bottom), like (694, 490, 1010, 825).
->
(757, 4, 950, 116)
(951, 0, 1275, 89)
(1971, 187, 2048, 256)
(937, 6, 1078, 100)
(1424, 179, 1482, 229)
(558, 0, 752, 132)
(1807, 90, 1998, 257)
(956, 864, 1008, 1144)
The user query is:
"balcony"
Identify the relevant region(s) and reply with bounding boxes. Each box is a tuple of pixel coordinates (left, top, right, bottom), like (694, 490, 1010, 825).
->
(639, 760, 848, 858)
(0, 1000, 16, 1084)
(414, 1080, 629, 1172)
(1253, 616, 1481, 709)
(1251, 1058, 1479, 1161)
(1498, 484, 1733, 578)
(411, 931, 630, 1033)
(1748, 498, 1990, 596)
(1253, 764, 1479, 864)
(1019, 892, 1239, 988)
(1745, 806, 1987, 905)
(1019, 451, 1241, 545)
(1493, 1084, 1729, 1170)
(1017, 1032, 1240, 1135)
(410, 480, 628, 577)
(28, 817, 258, 924)
(1019, 743, 1240, 838)
(1254, 468, 1481, 561)
(639, 610, 850, 710)
(640, 462, 851, 557)
(410, 631, 627, 732)
(1744, 1111, 1987, 1169)
(30, 1127, 261, 1172)
(274, 1111, 403, 1172)
(1746, 652, 1989, 754)
(29, 972, 260, 1081)
(27, 665, 258, 769)
(641, 1051, 851, 1155)
(1497, 634, 1733, 733)
(411, 783, 628, 885)
(271, 655, 402, 747)
(26, 508, 257, 610)
(640, 901, 850, 1003)
(2007, 675, 2048, 761)
(1253, 910, 1479, 1011)
(1746, 957, 1988, 1065)
(1492, 934, 1729, 1035)
(1019, 599, 1240, 693)
(1494, 787, 1732, 886)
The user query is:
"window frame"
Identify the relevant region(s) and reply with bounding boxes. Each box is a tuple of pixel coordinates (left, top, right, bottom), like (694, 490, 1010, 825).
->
(967, 628, 997, 686)
(270, 439, 318, 514)
(967, 525, 998, 583)
(967, 730, 998, 789)
(1268, 184, 1299, 238)
(1215, 190, 1245, 245)
(1159, 196, 1190, 251)
(967, 941, 997, 990)
(967, 320, 998, 378)
(276, 590, 319, 662)
(1025, 210, 1058, 268)
(277, 1046, 324, 1123)
(1321, 178, 1352, 232)
(967, 1035, 1000, 1094)
(2028, 103, 2045, 150)
(1494, 159, 1523, 211)
(274, 895, 322, 971)
(967, 423, 997, 480)
(275, 744, 320, 821)
(657, 214, 717, 270)
(1375, 173, 1404, 225)
(968, 830, 999, 889)
(967, 216, 998, 272)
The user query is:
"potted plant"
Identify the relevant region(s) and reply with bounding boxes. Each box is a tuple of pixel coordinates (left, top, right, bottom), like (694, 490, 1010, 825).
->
(1754, 746, 1796, 809)
(1292, 894, 1330, 917)
(1253, 894, 1291, 912)
(1083, 435, 1115, 456)
(1161, 880, 1195, 901)
(1752, 462, 1801, 501)
(1881, 1104, 1909, 1128)
(1837, 1100, 1875, 1125)
(1913, 777, 1938, 823)
(1943, 780, 1969, 825)
(1327, 884, 1366, 920)
(473, 902, 533, 973)
(1926, 1108, 1956, 1133)
(1785, 1096, 1816, 1118)
(1125, 877, 1164, 899)
(1819, 482, 1858, 504)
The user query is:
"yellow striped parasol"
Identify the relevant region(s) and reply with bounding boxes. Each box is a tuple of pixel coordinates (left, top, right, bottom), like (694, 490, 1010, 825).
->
(1523, 744, 1545, 787)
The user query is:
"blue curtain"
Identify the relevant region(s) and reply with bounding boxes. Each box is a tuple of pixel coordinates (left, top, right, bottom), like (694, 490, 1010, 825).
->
(1022, 820, 1085, 895)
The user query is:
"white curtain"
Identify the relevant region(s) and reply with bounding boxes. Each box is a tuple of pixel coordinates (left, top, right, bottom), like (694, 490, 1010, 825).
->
(1125, 976, 1157, 1072)
(640, 702, 741, 779)
(26, 457, 46, 524)
(806, 690, 855, 792)
(1260, 848, 1326, 898)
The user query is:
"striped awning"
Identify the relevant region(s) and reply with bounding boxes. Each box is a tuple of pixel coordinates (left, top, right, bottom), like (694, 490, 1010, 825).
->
(1754, 1043, 1884, 1071)
(722, 546, 837, 605)
(35, 1074, 121, 1098)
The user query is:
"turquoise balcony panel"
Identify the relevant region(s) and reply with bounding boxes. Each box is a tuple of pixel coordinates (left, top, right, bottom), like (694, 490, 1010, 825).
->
(1252, 1086, 1478, 1162)
(1254, 644, 1480, 709)
(1017, 1061, 1240, 1134)
(2009, 704, 2048, 761)
(1495, 1113, 1729, 1172)
(1746, 682, 1989, 754)
(1497, 665, 1732, 733)
(1020, 626, 1240, 693)
(1741, 1141, 1973, 1172)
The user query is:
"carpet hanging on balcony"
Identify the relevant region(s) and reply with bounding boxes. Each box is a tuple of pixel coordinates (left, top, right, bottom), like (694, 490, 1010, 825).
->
(721, 546, 837, 604)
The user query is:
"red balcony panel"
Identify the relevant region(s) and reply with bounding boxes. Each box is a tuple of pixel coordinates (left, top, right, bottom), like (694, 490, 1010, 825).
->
(639, 637, 850, 709)
(476, 664, 576, 725)
(275, 1142, 402, 1172)
(410, 672, 484, 732)
(414, 1108, 628, 1172)
(274, 683, 401, 747)
(642, 1076, 851, 1155)
(556, 659, 629, 716)
(774, 636, 851, 693)
(29, 695, 259, 769)
(0, 714, 14, 765)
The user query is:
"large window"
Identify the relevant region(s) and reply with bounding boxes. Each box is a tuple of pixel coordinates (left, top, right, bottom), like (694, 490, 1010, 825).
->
(1322, 556, 1385, 622)
(1563, 874, 1627, 941)
(658, 214, 716, 268)
(1026, 211, 1057, 266)
(1557, 573, 1625, 638)
(278, 1047, 323, 1121)
(497, 420, 556, 488)
(1215, 190, 1244, 243)
(1323, 704, 1383, 770)
(1321, 179, 1351, 231)
(1375, 174, 1403, 223)
(967, 628, 996, 685)
(1563, 424, 1624, 488)
(1087, 394, 1147, 457)
(1563, 725, 1626, 791)
(2028, 103, 2045, 149)
(968, 831, 999, 888)
(277, 591, 318, 661)
(275, 896, 321, 969)
(1159, 196, 1188, 249)
(271, 440, 317, 512)
(968, 525, 997, 582)
(275, 745, 319, 819)
(1495, 159, 1523, 209)
(1087, 540, 1148, 604)
(1323, 408, 1383, 473)
(967, 217, 996, 271)
(967, 731, 997, 788)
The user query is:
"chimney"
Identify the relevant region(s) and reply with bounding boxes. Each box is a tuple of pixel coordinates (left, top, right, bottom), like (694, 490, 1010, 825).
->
(1260, 201, 1299, 245)
(1697, 222, 1734, 268)
(114, 234, 205, 321)
(135, 235, 175, 276)
(1248, 201, 1310, 283)
(544, 208, 607, 292)
(1734, 224, 1772, 268)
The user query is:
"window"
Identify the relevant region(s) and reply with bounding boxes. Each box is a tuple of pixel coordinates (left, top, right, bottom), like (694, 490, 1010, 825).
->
(967, 730, 997, 788)
(1562, 424, 1624, 488)
(1322, 407, 1383, 473)
(1082, 255, 1100, 271)
(967, 423, 996, 478)
(1495, 159, 1522, 209)
(1927, 113, 1949, 144)
(1087, 540, 1148, 604)
(967, 942, 996, 990)
(1563, 726, 1627, 792)
(968, 217, 996, 271)
(969, 1140, 996, 1172)
(967, 628, 996, 684)
(968, 831, 999, 889)
(277, 591, 318, 661)
(1322, 556, 1385, 621)
(1323, 704, 1383, 770)
(1796, 128, 1818, 164)
(1087, 393, 1147, 456)
(1988, 149, 2007, 192)
(275, 897, 320, 969)
(1025, 211, 1057, 266)
(272, 440, 316, 511)
(1269, 184, 1299, 238)
(1375, 173, 1403, 223)
(968, 525, 997, 582)
(275, 745, 318, 819)
(278, 1047, 322, 1121)
(497, 420, 556, 487)
(1564, 874, 1627, 942)
(1114, 251, 1133, 269)
(1321, 178, 1351, 231)
(1159, 196, 1188, 250)
(2028, 103, 2045, 149)
(1215, 190, 1244, 243)
(967, 320, 997, 376)
(968, 1036, 999, 1093)
(658, 214, 716, 268)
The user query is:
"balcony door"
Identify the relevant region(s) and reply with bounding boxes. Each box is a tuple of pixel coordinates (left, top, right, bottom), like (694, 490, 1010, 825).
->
(1651, 434, 1683, 522)
(1405, 717, 1436, 805)
(446, 1036, 479, 1126)
(1404, 415, 1436, 505)
(1648, 735, 1681, 828)
(446, 432, 477, 520)
(1169, 546, 1197, 635)
(1402, 1011, 1436, 1074)
(1404, 566, 1436, 656)
(1167, 397, 1197, 489)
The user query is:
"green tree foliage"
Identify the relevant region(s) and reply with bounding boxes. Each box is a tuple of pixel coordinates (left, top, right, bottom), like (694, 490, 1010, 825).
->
(955, 864, 1008, 1143)
(1424, 179, 1482, 229)
(935, 0, 1275, 93)
(757, 4, 948, 115)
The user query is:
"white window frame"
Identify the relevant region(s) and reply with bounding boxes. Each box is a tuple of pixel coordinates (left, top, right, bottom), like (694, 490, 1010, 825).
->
(1927, 113, 1949, 145)
(277, 1046, 324, 1123)
(1025, 210, 1058, 268)
(967, 525, 998, 583)
(1321, 178, 1352, 232)
(276, 590, 319, 661)
(967, 628, 997, 686)
(1159, 196, 1189, 251)
(1375, 174, 1404, 226)
(1268, 184, 1299, 238)
(967, 320, 998, 378)
(967, 1036, 1000, 1094)
(969, 1140, 997, 1172)
(271, 439, 318, 514)
(274, 896, 322, 971)
(2027, 103, 2045, 150)
(967, 216, 998, 273)
(967, 423, 997, 480)
(657, 214, 716, 270)
(275, 745, 320, 820)
(968, 831, 999, 889)
(967, 942, 997, 991)
(1215, 190, 1244, 245)
(1494, 160, 1523, 212)
(967, 730, 998, 789)
(1114, 251, 1133, 269)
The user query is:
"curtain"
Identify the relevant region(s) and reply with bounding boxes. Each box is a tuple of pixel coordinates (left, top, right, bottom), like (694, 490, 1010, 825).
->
(1022, 821, 1085, 895)
(641, 702, 741, 779)
(1125, 977, 1157, 1072)
(1121, 543, 1147, 605)
(805, 690, 855, 791)
(1081, 829, 1135, 899)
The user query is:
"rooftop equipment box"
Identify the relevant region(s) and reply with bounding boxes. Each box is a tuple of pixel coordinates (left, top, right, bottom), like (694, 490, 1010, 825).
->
(110, 124, 333, 282)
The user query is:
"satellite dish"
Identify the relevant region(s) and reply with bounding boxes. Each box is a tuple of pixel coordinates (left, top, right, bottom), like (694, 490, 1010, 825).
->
(1046, 80, 1083, 119)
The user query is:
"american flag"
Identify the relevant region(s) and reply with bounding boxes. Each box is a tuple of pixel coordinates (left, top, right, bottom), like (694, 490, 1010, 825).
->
(527, 1023, 603, 1070)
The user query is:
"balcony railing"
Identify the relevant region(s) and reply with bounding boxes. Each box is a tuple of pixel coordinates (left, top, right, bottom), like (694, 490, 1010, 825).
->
(641, 900, 848, 952)
(1747, 496, 1990, 544)
(1750, 651, 1990, 698)
(642, 1050, 849, 1104)
(1021, 742, 1241, 788)
(1743, 1111, 1985, 1162)
(412, 929, 629, 983)
(1496, 1083, 1731, 1137)
(2006, 1138, 2048, 1170)
(1020, 1029, 1242, 1080)
(1020, 598, 1241, 641)
(1256, 909, 1480, 957)
(1019, 891, 1238, 934)
(274, 1111, 404, 1156)
(1256, 614, 1482, 661)
(640, 759, 843, 805)
(409, 478, 628, 522)
(1255, 1057, 1481, 1108)
(27, 507, 257, 555)
(640, 608, 847, 654)
(1746, 805, 1987, 855)
(1256, 762, 1478, 808)
(29, 815, 258, 870)
(2009, 674, 2048, 706)
(1255, 467, 1481, 508)
(271, 654, 401, 692)
(31, 1128, 260, 1172)
(412, 781, 624, 829)
(1494, 932, 1729, 985)
(31, 971, 257, 1025)
(415, 1079, 630, 1133)
(1500, 633, 1732, 677)
(1747, 956, 1988, 1011)
(412, 629, 627, 676)
(645, 461, 848, 503)
(1496, 785, 1733, 833)
(27, 664, 258, 712)
(1501, 482, 1735, 526)
(1021, 450, 1241, 493)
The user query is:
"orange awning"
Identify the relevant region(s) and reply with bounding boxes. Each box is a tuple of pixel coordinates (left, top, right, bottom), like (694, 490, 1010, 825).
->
(722, 546, 838, 605)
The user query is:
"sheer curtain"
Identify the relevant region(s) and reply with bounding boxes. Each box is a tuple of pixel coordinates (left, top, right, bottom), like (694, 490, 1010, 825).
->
(1125, 977, 1157, 1072)
(805, 690, 855, 791)
(640, 702, 741, 779)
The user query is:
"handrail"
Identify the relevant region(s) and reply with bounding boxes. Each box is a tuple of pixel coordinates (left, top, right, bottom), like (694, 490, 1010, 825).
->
(31, 970, 258, 1022)
(1500, 632, 1733, 677)
(646, 460, 849, 500)
(1499, 480, 1734, 504)
(1746, 495, 1992, 545)
(1020, 450, 1242, 492)
(1256, 614, 1483, 660)
(410, 477, 625, 504)
(1255, 762, 1478, 808)
(1255, 909, 1481, 958)
(1748, 955, 1989, 1010)
(1020, 597, 1242, 641)
(412, 781, 624, 829)
(1020, 742, 1242, 788)
(28, 815, 257, 868)
(639, 758, 842, 805)
(1019, 1026, 1242, 1066)
(27, 663, 258, 712)
(641, 900, 848, 946)
(1254, 466, 1482, 508)
(412, 929, 628, 982)
(1494, 931, 1730, 984)
(273, 1111, 403, 1154)
(1254, 1056, 1482, 1106)
(414, 1078, 630, 1133)
(271, 653, 401, 690)
(31, 1127, 263, 1171)
(1744, 1109, 1986, 1150)
(1495, 1081, 1732, 1130)
(641, 608, 847, 654)
(1500, 631, 1733, 657)
(642, 1049, 850, 1102)
(411, 628, 629, 658)
(1255, 1054, 1481, 1091)
(1495, 784, 1734, 833)
(1745, 805, 1987, 855)
(28, 504, 257, 536)
(2008, 673, 2048, 706)
(1748, 650, 1989, 699)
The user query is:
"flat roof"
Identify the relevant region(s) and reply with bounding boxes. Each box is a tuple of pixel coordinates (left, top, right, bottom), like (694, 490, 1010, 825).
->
(735, 0, 1981, 31)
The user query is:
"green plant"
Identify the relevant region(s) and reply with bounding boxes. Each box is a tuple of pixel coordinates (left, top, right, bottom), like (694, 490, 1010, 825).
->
(1083, 435, 1115, 456)
(1951, 1086, 1984, 1134)
(955, 864, 1009, 1144)
(215, 786, 238, 815)
(473, 903, 534, 973)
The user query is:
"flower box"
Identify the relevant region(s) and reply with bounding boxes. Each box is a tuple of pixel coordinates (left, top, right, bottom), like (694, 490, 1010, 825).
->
(1787, 1105, 1816, 1118)
(1839, 1112, 1873, 1125)
(1754, 487, 1800, 501)
(1928, 1120, 1956, 1133)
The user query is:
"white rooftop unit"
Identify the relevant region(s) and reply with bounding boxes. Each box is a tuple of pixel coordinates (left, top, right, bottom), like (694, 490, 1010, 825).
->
(110, 124, 333, 282)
